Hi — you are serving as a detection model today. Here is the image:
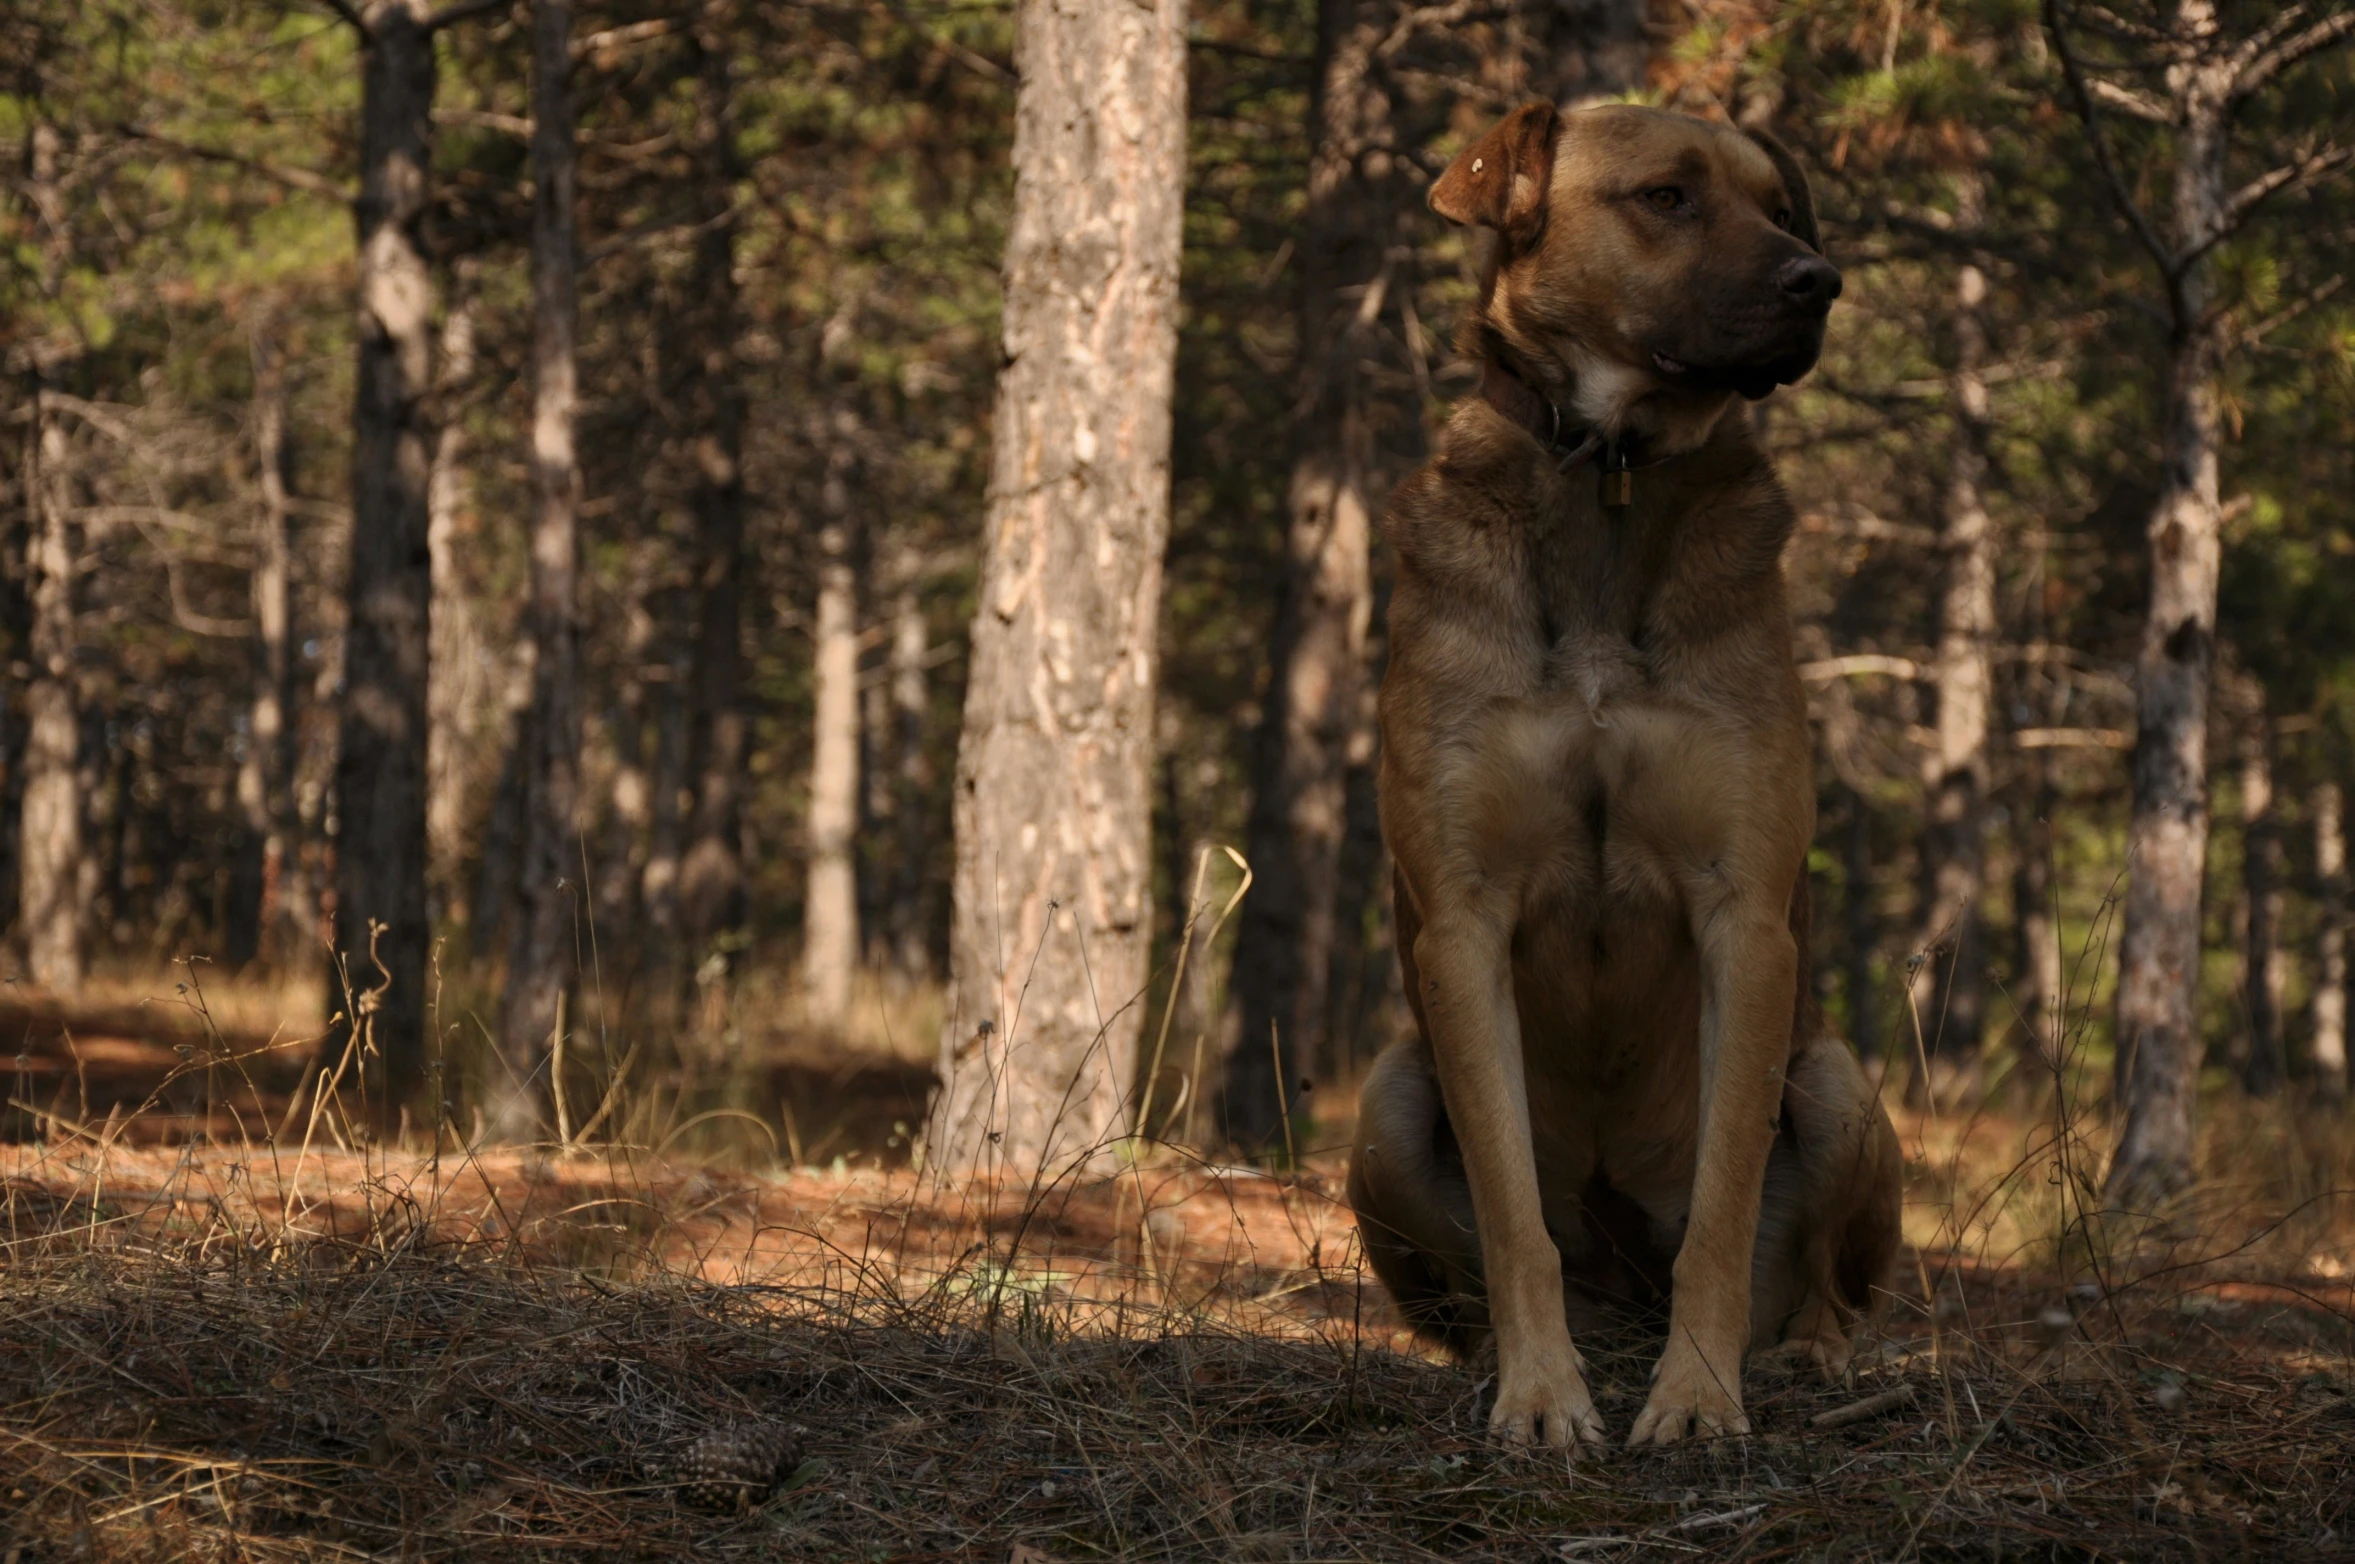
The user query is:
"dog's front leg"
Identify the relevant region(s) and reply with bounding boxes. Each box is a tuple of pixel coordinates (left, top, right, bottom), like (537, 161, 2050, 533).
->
(1413, 905, 1607, 1451)
(1629, 887, 1797, 1446)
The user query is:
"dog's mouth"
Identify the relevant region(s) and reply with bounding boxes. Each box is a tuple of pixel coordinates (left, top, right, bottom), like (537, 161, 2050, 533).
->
(1649, 342, 1820, 402)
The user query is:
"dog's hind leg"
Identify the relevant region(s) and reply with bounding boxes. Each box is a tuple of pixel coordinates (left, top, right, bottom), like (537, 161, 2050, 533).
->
(1351, 869, 1491, 1352)
(1348, 1037, 1489, 1355)
(1751, 1036, 1901, 1376)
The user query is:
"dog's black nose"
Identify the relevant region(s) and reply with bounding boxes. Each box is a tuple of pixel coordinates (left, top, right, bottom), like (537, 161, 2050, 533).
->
(1775, 255, 1843, 308)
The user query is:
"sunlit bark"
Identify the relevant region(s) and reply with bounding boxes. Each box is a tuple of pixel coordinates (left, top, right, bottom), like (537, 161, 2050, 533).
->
(494, 0, 585, 1140)
(930, 0, 1189, 1175)
(2238, 722, 2286, 1097)
(803, 471, 860, 1030)
(2313, 780, 2349, 1099)
(1914, 239, 1996, 1104)
(232, 318, 299, 971)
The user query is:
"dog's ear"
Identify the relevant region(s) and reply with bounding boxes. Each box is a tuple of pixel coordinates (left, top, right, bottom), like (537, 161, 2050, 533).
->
(1429, 101, 1560, 247)
(1743, 127, 1822, 255)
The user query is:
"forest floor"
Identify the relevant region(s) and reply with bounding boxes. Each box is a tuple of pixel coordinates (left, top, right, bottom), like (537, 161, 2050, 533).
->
(0, 987, 2350, 1559)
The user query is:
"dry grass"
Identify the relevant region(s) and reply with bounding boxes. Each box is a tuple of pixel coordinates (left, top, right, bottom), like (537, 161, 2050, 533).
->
(0, 1078, 2350, 1563)
(0, 956, 2349, 1560)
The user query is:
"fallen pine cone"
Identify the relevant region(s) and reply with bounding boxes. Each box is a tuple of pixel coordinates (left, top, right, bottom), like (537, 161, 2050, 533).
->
(677, 1422, 801, 1510)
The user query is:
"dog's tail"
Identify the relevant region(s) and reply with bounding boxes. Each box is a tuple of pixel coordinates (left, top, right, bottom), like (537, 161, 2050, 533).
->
(1347, 1037, 1490, 1357)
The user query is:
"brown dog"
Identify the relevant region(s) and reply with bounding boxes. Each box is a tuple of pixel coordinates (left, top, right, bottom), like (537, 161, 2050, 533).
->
(1347, 102, 1901, 1450)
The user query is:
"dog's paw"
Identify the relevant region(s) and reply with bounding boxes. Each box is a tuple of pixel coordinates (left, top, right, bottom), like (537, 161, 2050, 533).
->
(1488, 1345, 1609, 1452)
(1799, 1322, 1854, 1382)
(1756, 1333, 1848, 1381)
(1628, 1342, 1748, 1446)
(1759, 1309, 1853, 1382)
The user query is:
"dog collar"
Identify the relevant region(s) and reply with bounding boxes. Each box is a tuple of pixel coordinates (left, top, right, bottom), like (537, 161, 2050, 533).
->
(1478, 360, 1659, 509)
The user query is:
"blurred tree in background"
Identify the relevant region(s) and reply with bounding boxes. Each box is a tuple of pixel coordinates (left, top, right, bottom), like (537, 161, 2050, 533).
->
(1, 0, 2351, 1197)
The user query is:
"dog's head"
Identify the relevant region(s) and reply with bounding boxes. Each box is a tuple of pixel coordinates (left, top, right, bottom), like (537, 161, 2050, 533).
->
(1432, 102, 1837, 436)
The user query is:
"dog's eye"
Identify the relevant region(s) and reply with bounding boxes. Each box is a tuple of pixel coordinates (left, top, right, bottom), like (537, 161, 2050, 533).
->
(1643, 186, 1683, 212)
(1773, 206, 1794, 230)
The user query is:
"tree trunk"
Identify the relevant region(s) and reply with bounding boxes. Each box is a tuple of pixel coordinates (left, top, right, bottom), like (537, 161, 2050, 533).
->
(1914, 243, 1996, 1103)
(1842, 782, 1880, 1064)
(495, 0, 584, 1141)
(233, 317, 299, 972)
(929, 0, 1188, 1177)
(2012, 764, 2064, 1082)
(596, 586, 657, 963)
(1324, 719, 1387, 1081)
(803, 456, 861, 1030)
(81, 709, 113, 956)
(674, 21, 748, 970)
(2108, 91, 2228, 1207)
(639, 670, 688, 964)
(336, 0, 438, 1107)
(2238, 720, 2286, 1096)
(1220, 0, 1389, 1152)
(426, 259, 481, 932)
(1541, 0, 1648, 103)
(19, 120, 82, 993)
(860, 603, 891, 960)
(0, 392, 25, 943)
(2312, 779, 2348, 1100)
(21, 384, 82, 992)
(888, 563, 934, 981)
(468, 688, 525, 961)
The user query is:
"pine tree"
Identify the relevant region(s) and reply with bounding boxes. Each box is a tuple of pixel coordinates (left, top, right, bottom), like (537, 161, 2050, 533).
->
(930, 0, 1190, 1175)
(495, 0, 585, 1140)
(2047, 0, 2355, 1203)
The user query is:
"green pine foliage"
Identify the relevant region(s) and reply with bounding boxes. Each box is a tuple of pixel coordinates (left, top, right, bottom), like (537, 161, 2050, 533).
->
(2, 0, 2351, 1105)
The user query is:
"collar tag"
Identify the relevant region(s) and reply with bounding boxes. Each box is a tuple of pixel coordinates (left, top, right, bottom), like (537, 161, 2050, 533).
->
(1600, 438, 1634, 509)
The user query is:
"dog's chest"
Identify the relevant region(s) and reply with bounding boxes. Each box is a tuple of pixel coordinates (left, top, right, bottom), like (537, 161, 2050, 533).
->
(1463, 658, 1715, 904)
(1545, 621, 1644, 713)
(1397, 472, 1761, 908)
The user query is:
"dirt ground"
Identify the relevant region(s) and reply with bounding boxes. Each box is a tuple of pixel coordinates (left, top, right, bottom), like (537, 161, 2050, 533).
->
(0, 1102, 2351, 1561)
(0, 977, 2350, 1559)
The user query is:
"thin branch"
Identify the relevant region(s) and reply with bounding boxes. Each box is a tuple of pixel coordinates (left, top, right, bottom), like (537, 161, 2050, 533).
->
(2087, 76, 2176, 125)
(2076, 4, 2177, 49)
(39, 392, 151, 448)
(2234, 272, 2348, 349)
(876, 1, 1015, 84)
(312, 0, 369, 35)
(423, 0, 512, 32)
(574, 17, 683, 60)
(1379, 0, 1510, 61)
(72, 503, 243, 545)
(2233, 8, 2355, 99)
(115, 125, 348, 202)
(1801, 654, 1924, 683)
(161, 572, 253, 640)
(583, 197, 743, 267)
(434, 107, 532, 137)
(1834, 199, 2058, 270)
(2227, 3, 2316, 73)
(72, 513, 253, 640)
(2015, 727, 2133, 750)
(1797, 506, 1940, 547)
(2043, 0, 2179, 278)
(2189, 141, 2355, 265)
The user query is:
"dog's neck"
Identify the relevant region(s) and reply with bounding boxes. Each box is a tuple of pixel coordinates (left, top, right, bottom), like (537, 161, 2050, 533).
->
(1471, 321, 1738, 462)
(1480, 357, 1616, 465)
(1478, 354, 1677, 489)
